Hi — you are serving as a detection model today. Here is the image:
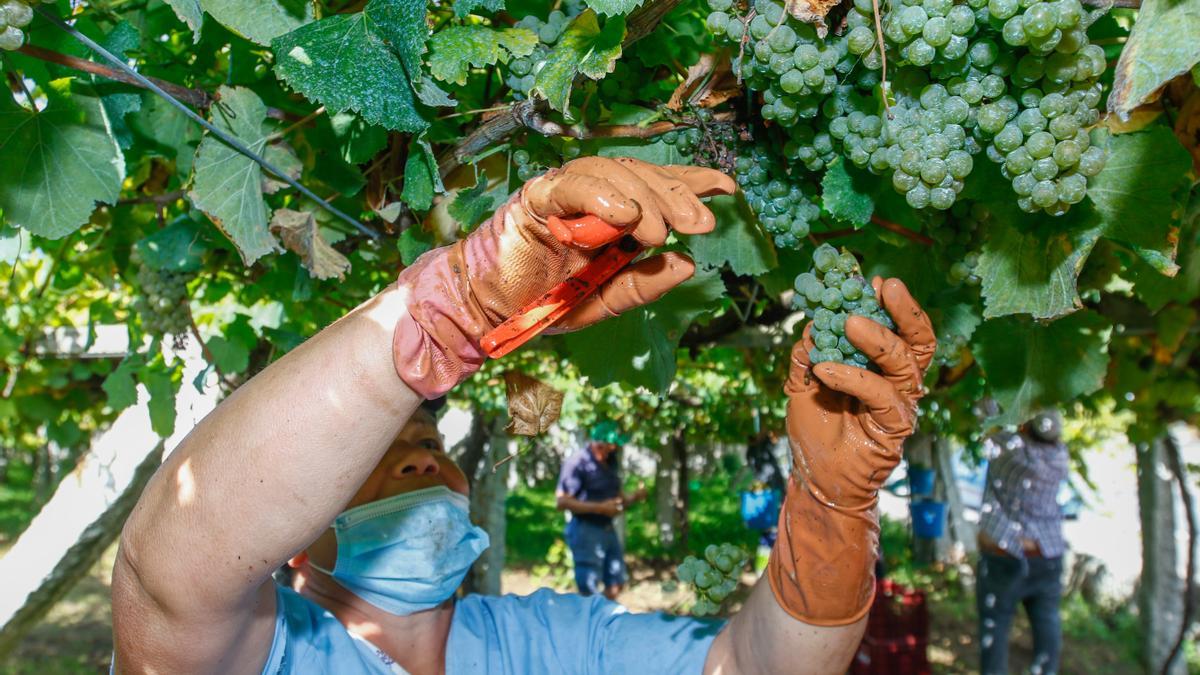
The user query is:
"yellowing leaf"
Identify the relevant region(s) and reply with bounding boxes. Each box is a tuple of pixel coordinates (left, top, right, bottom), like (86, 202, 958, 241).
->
(269, 209, 352, 280)
(1108, 0, 1200, 118)
(504, 371, 564, 436)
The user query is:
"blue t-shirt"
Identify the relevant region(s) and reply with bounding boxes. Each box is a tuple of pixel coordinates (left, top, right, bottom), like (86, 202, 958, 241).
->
(557, 447, 621, 525)
(263, 584, 721, 674)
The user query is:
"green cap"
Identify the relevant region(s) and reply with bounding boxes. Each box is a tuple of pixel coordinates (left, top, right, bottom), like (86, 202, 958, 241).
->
(589, 419, 629, 445)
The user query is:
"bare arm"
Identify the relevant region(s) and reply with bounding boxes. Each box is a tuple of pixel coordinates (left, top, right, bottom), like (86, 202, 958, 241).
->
(556, 492, 621, 517)
(112, 287, 422, 674)
(704, 581, 866, 675)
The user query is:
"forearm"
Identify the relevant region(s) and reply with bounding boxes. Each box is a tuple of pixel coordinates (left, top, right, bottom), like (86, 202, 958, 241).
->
(556, 494, 600, 515)
(705, 578, 865, 675)
(117, 285, 422, 615)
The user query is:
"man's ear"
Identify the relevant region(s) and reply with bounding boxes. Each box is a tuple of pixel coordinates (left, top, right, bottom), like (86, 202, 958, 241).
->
(287, 551, 309, 569)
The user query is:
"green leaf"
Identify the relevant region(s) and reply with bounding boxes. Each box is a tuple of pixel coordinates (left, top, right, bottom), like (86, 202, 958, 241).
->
(532, 11, 626, 112)
(199, 0, 313, 46)
(1108, 0, 1200, 117)
(976, 206, 1104, 320)
(272, 13, 427, 132)
(129, 93, 201, 176)
(364, 0, 452, 107)
(98, 22, 143, 149)
(135, 218, 207, 273)
(564, 267, 725, 392)
(454, 0, 504, 17)
(591, 137, 689, 164)
(428, 26, 538, 86)
(821, 158, 875, 227)
(189, 86, 281, 266)
(974, 310, 1112, 425)
(401, 139, 436, 211)
(102, 356, 141, 412)
(142, 357, 183, 438)
(1089, 127, 1193, 275)
(399, 226, 435, 265)
(448, 172, 500, 231)
(330, 113, 388, 164)
(163, 0, 204, 36)
(0, 83, 124, 239)
(586, 0, 645, 16)
(681, 193, 777, 276)
(206, 336, 250, 374)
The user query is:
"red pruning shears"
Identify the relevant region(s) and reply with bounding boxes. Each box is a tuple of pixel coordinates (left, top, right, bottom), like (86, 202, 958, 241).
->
(480, 215, 643, 359)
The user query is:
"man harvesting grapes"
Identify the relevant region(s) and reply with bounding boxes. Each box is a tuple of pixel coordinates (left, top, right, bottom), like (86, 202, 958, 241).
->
(111, 157, 936, 674)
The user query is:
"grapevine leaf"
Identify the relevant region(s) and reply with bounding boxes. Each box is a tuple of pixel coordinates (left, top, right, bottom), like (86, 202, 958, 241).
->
(269, 209, 352, 280)
(504, 371, 564, 436)
(135, 218, 207, 273)
(592, 137, 689, 164)
(821, 158, 875, 227)
(1108, 0, 1200, 117)
(364, 0, 453, 107)
(189, 86, 281, 266)
(206, 315, 257, 375)
(454, 0, 505, 17)
(399, 226, 435, 265)
(199, 0, 312, 46)
(428, 26, 538, 86)
(448, 172, 500, 231)
(401, 139, 436, 211)
(1089, 127, 1193, 274)
(976, 206, 1104, 320)
(329, 113, 388, 165)
(163, 0, 203, 36)
(1131, 219, 1200, 311)
(585, 0, 645, 16)
(272, 13, 427, 132)
(0, 82, 124, 239)
(141, 356, 183, 438)
(681, 193, 777, 276)
(102, 356, 142, 412)
(128, 93, 201, 177)
(563, 266, 725, 392)
(261, 143, 302, 194)
(974, 311, 1112, 426)
(97, 22, 143, 149)
(532, 11, 626, 112)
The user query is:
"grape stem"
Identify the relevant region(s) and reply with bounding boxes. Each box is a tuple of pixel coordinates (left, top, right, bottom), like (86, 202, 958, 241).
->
(870, 215, 934, 246)
(869, 0, 891, 118)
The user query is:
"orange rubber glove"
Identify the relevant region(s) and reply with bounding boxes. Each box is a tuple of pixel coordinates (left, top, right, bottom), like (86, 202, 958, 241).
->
(392, 157, 736, 398)
(767, 278, 936, 626)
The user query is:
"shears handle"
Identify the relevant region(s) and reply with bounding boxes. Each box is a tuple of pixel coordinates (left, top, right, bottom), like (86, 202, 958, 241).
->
(480, 216, 642, 359)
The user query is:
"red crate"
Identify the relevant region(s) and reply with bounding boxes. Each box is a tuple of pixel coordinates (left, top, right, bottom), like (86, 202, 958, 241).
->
(850, 580, 931, 675)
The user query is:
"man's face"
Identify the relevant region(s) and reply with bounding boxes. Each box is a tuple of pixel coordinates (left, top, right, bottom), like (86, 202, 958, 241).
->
(302, 410, 468, 571)
(591, 441, 619, 459)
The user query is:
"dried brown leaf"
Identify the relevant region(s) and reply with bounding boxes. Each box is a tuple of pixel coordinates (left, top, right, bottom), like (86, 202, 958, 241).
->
(1099, 106, 1164, 135)
(784, 0, 842, 34)
(504, 371, 564, 437)
(667, 52, 740, 111)
(269, 209, 352, 281)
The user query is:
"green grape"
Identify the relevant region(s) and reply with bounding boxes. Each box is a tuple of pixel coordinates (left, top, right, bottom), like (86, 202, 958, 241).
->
(0, 25, 20, 51)
(907, 184, 931, 208)
(1023, 4, 1058, 38)
(922, 17, 950, 47)
(1031, 180, 1058, 207)
(1076, 145, 1105, 176)
(707, 11, 730, 32)
(512, 149, 531, 165)
(994, 124, 1024, 153)
(769, 24, 798, 52)
(1057, 172, 1087, 203)
(708, 0, 734, 10)
(899, 6, 928, 36)
(1031, 156, 1059, 180)
(989, 0, 1019, 19)
(907, 39, 936, 66)
(847, 25, 875, 54)
(1026, 130, 1055, 158)
(1051, 139, 1080, 167)
(1002, 16, 1027, 46)
(1012, 171, 1037, 196)
(1005, 147, 1034, 174)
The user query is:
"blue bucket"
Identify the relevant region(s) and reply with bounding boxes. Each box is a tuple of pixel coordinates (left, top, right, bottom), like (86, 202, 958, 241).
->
(740, 489, 781, 531)
(908, 467, 936, 496)
(911, 500, 947, 539)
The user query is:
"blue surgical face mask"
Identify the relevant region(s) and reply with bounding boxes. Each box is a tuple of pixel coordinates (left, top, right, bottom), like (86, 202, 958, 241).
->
(310, 485, 489, 616)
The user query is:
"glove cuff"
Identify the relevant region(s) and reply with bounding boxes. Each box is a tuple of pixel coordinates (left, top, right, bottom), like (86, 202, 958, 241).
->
(765, 474, 879, 626)
(391, 240, 494, 399)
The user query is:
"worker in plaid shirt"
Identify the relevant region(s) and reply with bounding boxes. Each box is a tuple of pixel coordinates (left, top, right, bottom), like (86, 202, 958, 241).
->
(976, 409, 1070, 675)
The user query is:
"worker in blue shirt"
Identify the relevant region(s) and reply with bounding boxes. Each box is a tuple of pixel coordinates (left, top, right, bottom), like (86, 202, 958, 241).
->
(111, 157, 937, 674)
(556, 420, 647, 599)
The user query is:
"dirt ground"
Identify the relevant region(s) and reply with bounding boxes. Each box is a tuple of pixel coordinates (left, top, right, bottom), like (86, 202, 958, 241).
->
(2, 546, 1141, 674)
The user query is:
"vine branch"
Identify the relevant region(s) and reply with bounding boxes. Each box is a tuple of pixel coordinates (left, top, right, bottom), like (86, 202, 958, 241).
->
(870, 214, 935, 246)
(17, 43, 214, 109)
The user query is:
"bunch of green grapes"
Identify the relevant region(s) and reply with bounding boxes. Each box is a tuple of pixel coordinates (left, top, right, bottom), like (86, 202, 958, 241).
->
(923, 200, 987, 286)
(133, 262, 192, 337)
(732, 140, 821, 249)
(506, 11, 574, 96)
(882, 0, 981, 67)
(794, 244, 895, 367)
(676, 544, 748, 616)
(0, 0, 47, 51)
(972, 0, 1109, 213)
(705, 0, 858, 127)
